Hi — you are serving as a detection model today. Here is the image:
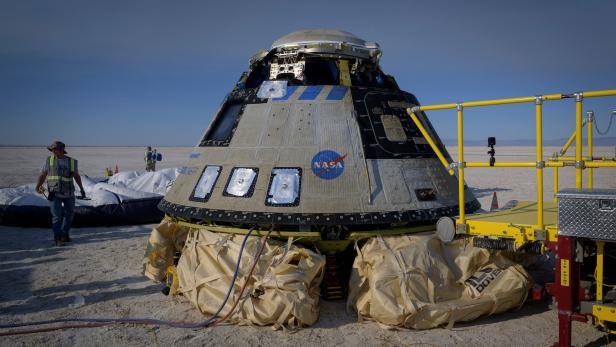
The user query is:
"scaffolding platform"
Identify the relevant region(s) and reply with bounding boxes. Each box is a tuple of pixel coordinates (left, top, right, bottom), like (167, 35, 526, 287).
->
(462, 201, 558, 247)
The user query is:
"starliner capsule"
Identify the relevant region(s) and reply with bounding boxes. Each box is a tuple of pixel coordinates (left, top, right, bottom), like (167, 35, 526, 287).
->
(160, 29, 480, 245)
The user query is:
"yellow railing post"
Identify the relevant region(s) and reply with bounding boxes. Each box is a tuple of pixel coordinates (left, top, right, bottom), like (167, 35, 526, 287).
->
(575, 93, 584, 190)
(553, 163, 559, 203)
(457, 103, 466, 225)
(587, 111, 594, 189)
(535, 96, 544, 230)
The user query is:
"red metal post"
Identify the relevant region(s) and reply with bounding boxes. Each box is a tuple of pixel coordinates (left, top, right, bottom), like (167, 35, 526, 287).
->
(546, 236, 581, 347)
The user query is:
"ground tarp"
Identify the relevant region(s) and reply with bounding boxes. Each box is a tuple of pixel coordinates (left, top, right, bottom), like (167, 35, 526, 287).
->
(0, 168, 179, 227)
(347, 234, 532, 329)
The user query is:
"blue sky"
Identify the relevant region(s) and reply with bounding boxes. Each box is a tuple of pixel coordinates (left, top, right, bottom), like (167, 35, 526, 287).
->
(1, 0, 615, 146)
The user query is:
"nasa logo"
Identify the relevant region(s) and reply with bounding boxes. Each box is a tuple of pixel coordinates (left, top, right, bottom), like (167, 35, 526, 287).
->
(311, 150, 347, 180)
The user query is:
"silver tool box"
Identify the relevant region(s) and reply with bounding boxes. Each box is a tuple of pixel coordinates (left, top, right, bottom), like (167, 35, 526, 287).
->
(557, 188, 616, 240)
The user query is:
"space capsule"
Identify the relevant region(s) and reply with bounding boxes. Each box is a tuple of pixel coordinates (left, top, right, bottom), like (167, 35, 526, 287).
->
(159, 29, 480, 239)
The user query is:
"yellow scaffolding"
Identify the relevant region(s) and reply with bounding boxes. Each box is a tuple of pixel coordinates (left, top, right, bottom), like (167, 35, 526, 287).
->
(406, 89, 616, 246)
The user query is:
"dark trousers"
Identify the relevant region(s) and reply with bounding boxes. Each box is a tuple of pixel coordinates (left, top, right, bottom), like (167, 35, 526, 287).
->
(50, 196, 75, 240)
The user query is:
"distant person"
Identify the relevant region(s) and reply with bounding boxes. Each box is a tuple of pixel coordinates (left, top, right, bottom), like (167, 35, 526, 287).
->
(35, 141, 86, 246)
(145, 146, 155, 172)
(152, 148, 158, 172)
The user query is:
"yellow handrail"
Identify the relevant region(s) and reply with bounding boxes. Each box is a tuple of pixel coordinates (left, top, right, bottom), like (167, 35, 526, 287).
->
(417, 93, 564, 111)
(406, 88, 616, 233)
(550, 156, 612, 161)
(465, 162, 536, 168)
(407, 110, 454, 175)
(585, 89, 616, 98)
(559, 130, 577, 156)
(586, 162, 616, 168)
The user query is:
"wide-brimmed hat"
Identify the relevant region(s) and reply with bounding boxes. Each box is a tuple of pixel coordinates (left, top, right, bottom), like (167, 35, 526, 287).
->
(47, 141, 67, 154)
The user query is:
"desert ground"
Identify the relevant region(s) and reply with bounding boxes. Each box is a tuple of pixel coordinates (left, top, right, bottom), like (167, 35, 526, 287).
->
(1, 146, 615, 346)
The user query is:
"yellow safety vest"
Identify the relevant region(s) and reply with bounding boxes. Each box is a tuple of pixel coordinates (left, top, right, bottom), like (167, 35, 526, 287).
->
(47, 156, 76, 194)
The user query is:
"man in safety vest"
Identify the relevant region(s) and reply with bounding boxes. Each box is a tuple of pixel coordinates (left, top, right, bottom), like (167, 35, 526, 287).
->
(35, 141, 86, 246)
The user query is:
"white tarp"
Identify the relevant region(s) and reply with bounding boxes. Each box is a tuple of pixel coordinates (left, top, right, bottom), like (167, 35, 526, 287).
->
(0, 168, 180, 207)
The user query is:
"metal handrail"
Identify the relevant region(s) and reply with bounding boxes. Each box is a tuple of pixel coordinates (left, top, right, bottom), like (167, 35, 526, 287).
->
(407, 88, 616, 229)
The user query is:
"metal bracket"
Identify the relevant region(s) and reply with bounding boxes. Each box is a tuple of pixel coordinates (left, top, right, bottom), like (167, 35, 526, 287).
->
(587, 111, 594, 122)
(534, 229, 547, 241)
(575, 160, 586, 169)
(448, 162, 466, 170)
(409, 106, 420, 114)
(456, 103, 463, 111)
(456, 223, 467, 234)
(536, 161, 545, 169)
(575, 92, 584, 102)
(535, 96, 543, 105)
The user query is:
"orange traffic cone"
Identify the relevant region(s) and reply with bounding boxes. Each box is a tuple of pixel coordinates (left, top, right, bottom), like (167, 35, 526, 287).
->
(490, 192, 499, 211)
(114, 164, 119, 174)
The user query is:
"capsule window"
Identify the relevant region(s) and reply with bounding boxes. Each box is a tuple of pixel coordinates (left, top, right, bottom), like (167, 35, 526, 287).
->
(224, 167, 259, 198)
(190, 165, 222, 202)
(265, 168, 302, 206)
(303, 58, 339, 85)
(200, 102, 244, 146)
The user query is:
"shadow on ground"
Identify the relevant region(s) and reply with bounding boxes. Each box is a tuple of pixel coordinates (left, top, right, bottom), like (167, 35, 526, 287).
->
(452, 300, 551, 330)
(583, 334, 614, 347)
(1, 275, 159, 315)
(0, 225, 156, 316)
(0, 225, 152, 262)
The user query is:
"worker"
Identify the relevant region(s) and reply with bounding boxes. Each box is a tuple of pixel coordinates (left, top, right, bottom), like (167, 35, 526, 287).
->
(35, 141, 86, 246)
(151, 148, 158, 172)
(145, 146, 155, 172)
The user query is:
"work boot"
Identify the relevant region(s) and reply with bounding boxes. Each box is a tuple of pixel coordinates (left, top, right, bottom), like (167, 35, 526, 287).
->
(54, 239, 64, 247)
(62, 235, 72, 242)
